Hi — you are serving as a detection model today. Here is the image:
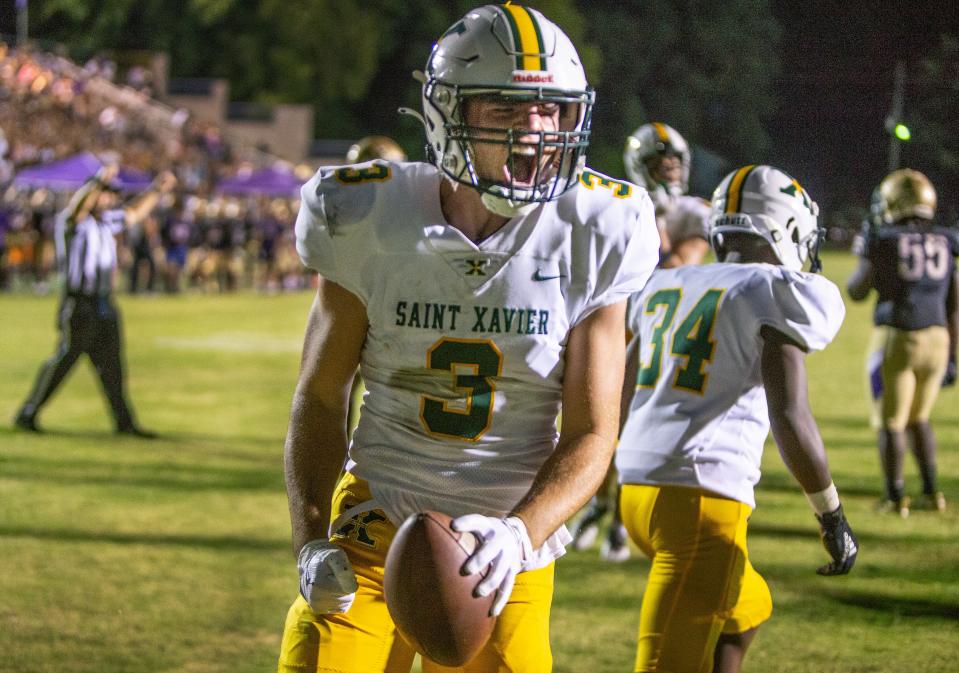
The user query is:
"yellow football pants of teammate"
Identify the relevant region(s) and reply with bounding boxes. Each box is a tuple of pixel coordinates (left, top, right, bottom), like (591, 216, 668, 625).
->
(278, 473, 554, 673)
(620, 484, 772, 673)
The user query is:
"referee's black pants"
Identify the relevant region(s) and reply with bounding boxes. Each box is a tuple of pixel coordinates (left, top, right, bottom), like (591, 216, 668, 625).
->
(19, 294, 136, 430)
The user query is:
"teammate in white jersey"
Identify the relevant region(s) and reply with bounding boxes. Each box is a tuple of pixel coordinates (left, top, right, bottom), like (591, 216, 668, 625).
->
(616, 165, 858, 673)
(624, 121, 712, 268)
(277, 6, 660, 673)
(571, 123, 712, 563)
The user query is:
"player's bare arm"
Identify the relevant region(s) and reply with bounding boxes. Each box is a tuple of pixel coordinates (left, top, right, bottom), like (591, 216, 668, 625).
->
(123, 170, 178, 227)
(761, 324, 858, 576)
(511, 300, 628, 549)
(661, 236, 709, 268)
(761, 325, 832, 493)
(620, 333, 640, 435)
(285, 277, 368, 555)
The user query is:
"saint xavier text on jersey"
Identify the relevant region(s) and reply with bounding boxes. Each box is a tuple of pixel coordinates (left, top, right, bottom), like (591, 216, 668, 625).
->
(395, 301, 550, 335)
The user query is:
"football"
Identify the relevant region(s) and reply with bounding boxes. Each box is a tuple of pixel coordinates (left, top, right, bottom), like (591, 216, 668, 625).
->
(383, 510, 496, 667)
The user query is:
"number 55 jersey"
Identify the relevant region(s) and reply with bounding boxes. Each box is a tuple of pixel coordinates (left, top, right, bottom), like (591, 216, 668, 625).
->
(616, 263, 845, 508)
(864, 224, 959, 330)
(295, 160, 659, 560)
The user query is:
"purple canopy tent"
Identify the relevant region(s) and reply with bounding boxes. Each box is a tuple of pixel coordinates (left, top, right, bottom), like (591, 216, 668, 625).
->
(216, 166, 304, 197)
(12, 152, 152, 192)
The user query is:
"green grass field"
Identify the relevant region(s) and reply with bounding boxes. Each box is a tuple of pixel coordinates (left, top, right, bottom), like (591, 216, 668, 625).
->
(2, 251, 958, 673)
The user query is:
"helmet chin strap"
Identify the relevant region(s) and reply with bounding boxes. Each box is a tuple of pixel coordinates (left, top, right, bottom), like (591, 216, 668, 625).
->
(397, 107, 427, 126)
(481, 191, 538, 218)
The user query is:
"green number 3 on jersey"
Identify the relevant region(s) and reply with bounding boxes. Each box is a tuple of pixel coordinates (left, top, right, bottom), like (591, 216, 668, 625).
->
(420, 338, 503, 441)
(637, 288, 724, 394)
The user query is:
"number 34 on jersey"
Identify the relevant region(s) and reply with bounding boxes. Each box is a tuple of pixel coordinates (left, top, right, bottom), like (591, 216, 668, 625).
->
(636, 288, 725, 395)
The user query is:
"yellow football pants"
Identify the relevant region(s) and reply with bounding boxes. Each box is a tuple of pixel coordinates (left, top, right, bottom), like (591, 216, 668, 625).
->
(620, 484, 772, 673)
(278, 473, 555, 673)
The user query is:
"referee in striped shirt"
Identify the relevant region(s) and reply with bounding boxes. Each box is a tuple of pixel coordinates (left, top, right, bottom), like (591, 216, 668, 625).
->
(14, 164, 177, 436)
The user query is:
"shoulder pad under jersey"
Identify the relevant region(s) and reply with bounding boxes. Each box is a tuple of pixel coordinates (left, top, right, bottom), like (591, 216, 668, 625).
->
(745, 266, 845, 352)
(295, 160, 422, 300)
(561, 168, 661, 324)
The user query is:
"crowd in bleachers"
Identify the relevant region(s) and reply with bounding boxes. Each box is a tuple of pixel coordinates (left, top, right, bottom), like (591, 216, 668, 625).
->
(0, 42, 312, 295)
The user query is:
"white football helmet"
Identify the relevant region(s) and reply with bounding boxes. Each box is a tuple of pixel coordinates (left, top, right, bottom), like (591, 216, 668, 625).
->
(418, 4, 594, 217)
(709, 165, 823, 272)
(623, 122, 691, 209)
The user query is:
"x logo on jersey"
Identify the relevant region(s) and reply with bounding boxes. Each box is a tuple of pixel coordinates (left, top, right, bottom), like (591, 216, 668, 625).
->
(465, 259, 488, 276)
(333, 510, 388, 549)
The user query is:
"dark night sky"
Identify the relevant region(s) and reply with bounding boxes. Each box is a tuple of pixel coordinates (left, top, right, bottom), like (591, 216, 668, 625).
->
(1, 2, 957, 219)
(769, 0, 959, 219)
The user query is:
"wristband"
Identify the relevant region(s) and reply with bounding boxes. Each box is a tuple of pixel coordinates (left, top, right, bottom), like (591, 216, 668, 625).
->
(805, 481, 841, 515)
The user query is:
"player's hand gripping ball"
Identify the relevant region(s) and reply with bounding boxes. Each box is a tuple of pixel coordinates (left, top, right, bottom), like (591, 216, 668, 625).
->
(384, 511, 502, 667)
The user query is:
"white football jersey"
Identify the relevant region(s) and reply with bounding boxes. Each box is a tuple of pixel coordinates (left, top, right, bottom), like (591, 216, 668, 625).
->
(296, 160, 659, 563)
(616, 263, 844, 508)
(659, 194, 710, 245)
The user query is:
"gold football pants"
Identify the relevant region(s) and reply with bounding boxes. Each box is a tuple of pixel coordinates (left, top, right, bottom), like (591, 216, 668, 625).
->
(879, 325, 949, 431)
(278, 473, 555, 673)
(620, 484, 772, 673)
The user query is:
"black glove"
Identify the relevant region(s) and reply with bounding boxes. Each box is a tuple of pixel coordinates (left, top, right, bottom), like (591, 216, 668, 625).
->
(815, 505, 858, 576)
(942, 357, 957, 388)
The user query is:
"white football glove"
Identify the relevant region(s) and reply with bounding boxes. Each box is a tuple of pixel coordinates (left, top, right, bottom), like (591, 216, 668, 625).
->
(297, 539, 358, 614)
(451, 514, 533, 618)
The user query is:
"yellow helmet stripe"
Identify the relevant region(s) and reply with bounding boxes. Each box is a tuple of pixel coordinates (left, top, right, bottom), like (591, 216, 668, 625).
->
(725, 164, 757, 213)
(652, 122, 670, 142)
(501, 4, 546, 71)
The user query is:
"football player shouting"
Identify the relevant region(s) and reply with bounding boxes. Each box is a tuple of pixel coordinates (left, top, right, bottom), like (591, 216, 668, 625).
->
(277, 5, 659, 673)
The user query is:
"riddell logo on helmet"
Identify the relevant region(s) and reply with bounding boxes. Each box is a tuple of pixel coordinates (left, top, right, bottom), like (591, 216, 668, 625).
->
(512, 71, 554, 83)
(718, 215, 751, 227)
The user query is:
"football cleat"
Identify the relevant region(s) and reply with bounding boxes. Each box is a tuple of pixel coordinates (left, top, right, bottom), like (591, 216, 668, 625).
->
(570, 498, 608, 551)
(13, 412, 41, 433)
(600, 524, 631, 563)
(915, 492, 947, 513)
(116, 425, 159, 439)
(876, 496, 910, 519)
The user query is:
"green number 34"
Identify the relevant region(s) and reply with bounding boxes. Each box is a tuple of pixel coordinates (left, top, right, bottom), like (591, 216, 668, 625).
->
(637, 288, 724, 394)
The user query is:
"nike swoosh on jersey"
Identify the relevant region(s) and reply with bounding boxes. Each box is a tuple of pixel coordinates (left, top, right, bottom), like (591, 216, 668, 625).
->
(533, 270, 565, 281)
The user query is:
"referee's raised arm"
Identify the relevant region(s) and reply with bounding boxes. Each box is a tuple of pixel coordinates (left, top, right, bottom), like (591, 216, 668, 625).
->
(122, 170, 178, 228)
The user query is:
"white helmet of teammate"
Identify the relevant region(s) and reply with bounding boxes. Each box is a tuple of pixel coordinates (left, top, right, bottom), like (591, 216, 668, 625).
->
(417, 4, 594, 217)
(623, 122, 691, 208)
(709, 165, 823, 272)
